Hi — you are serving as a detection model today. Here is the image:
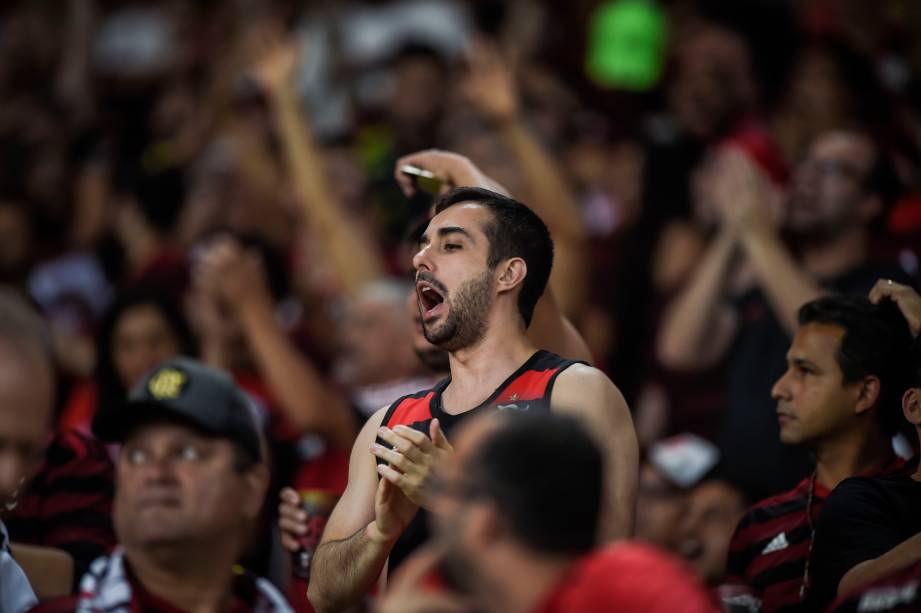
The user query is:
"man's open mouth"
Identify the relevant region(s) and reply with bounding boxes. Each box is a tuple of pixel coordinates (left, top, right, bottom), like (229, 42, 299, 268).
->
(416, 281, 446, 319)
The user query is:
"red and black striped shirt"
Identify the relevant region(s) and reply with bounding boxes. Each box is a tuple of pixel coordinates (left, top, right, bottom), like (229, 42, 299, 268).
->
(724, 457, 905, 612)
(3, 429, 116, 590)
(377, 350, 582, 573)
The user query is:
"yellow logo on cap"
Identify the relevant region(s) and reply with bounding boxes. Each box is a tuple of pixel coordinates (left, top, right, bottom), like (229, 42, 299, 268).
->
(148, 368, 187, 400)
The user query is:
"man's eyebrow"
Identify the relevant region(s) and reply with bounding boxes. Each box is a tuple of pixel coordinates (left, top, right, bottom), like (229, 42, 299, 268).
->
(437, 227, 474, 242)
(789, 357, 819, 369)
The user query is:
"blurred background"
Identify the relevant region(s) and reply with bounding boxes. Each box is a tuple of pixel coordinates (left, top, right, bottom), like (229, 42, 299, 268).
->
(2, 0, 920, 526)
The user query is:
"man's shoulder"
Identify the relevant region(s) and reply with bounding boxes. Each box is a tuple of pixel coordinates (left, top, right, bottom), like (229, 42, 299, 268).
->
(731, 480, 811, 544)
(566, 543, 713, 611)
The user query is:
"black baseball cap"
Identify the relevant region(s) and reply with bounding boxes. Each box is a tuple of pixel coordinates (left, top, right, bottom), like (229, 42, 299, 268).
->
(95, 357, 263, 462)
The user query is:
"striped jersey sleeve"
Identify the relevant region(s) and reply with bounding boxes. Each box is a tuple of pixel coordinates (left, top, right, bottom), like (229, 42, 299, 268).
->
(724, 476, 821, 612)
(3, 429, 116, 590)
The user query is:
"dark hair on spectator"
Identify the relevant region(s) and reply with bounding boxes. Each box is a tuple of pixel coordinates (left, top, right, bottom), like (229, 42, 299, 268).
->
(465, 413, 602, 555)
(93, 287, 197, 433)
(129, 165, 188, 234)
(434, 187, 553, 328)
(798, 294, 913, 436)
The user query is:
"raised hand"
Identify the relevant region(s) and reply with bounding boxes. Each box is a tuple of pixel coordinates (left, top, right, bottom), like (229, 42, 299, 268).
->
(462, 38, 519, 122)
(248, 24, 300, 95)
(394, 150, 510, 199)
(193, 236, 271, 311)
(869, 279, 921, 337)
(711, 147, 780, 238)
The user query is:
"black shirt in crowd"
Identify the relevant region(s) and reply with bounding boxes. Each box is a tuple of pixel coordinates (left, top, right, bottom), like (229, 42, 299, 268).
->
(807, 470, 921, 611)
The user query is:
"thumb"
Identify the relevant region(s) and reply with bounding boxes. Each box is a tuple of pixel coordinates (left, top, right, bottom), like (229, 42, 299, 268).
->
(430, 419, 452, 451)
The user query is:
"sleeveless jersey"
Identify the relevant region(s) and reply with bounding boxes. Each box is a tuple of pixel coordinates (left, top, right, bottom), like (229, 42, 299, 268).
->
(376, 350, 583, 574)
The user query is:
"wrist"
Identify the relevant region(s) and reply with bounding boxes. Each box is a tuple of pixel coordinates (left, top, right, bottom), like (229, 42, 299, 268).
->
(365, 520, 399, 546)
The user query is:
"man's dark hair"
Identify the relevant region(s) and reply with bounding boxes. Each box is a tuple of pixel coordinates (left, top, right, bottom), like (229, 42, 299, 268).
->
(434, 187, 553, 328)
(798, 294, 913, 436)
(465, 413, 602, 555)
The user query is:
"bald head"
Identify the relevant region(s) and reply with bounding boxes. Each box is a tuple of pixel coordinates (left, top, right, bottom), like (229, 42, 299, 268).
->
(0, 288, 55, 502)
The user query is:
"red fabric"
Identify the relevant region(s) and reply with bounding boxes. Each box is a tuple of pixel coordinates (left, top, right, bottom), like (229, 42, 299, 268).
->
(56, 380, 98, 436)
(532, 543, 716, 613)
(495, 369, 558, 405)
(386, 392, 437, 429)
(720, 119, 791, 186)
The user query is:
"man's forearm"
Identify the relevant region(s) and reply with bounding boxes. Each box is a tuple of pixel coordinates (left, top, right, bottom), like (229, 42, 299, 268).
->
(309, 523, 397, 613)
(237, 295, 356, 448)
(657, 228, 737, 370)
(268, 85, 383, 297)
(741, 228, 823, 334)
(838, 532, 921, 598)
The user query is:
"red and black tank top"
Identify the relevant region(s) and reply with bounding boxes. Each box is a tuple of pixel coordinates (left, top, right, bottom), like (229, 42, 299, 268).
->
(376, 350, 583, 574)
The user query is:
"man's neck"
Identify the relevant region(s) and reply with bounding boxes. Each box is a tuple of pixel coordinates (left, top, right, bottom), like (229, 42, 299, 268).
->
(442, 317, 536, 414)
(814, 427, 894, 490)
(479, 551, 576, 613)
(126, 545, 238, 613)
(801, 226, 867, 279)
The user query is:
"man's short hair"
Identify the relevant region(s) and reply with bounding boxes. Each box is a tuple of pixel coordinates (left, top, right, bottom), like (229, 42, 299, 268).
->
(434, 187, 553, 328)
(465, 413, 602, 555)
(798, 294, 913, 436)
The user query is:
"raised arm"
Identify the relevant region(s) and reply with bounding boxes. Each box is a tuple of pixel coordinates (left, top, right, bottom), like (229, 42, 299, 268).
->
(462, 39, 587, 316)
(656, 225, 739, 371)
(721, 150, 823, 333)
(195, 237, 357, 449)
(251, 32, 384, 298)
(551, 364, 639, 540)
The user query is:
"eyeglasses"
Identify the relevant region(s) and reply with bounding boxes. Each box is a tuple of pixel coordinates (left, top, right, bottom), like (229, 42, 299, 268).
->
(799, 157, 866, 183)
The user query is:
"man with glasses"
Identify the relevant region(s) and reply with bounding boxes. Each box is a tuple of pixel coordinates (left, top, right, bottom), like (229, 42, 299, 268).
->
(658, 129, 912, 501)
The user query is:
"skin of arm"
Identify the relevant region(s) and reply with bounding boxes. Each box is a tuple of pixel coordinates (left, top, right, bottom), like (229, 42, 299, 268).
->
(550, 364, 639, 540)
(656, 227, 740, 371)
(196, 238, 357, 448)
(462, 39, 587, 316)
(308, 408, 418, 613)
(738, 225, 823, 334)
(264, 74, 384, 298)
(721, 149, 823, 334)
(838, 532, 921, 598)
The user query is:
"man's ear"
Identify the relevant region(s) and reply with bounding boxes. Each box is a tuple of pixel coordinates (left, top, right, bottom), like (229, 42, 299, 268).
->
(903, 388, 921, 426)
(853, 375, 881, 416)
(469, 501, 503, 550)
(495, 258, 527, 296)
(240, 463, 270, 520)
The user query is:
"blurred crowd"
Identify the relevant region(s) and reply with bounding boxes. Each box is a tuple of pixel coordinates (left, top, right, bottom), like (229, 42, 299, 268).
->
(2, 0, 921, 611)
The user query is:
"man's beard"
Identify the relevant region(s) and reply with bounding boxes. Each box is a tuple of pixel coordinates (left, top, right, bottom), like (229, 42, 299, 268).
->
(422, 270, 493, 352)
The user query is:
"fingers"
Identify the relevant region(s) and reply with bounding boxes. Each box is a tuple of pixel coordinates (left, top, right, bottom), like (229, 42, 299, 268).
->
(371, 443, 412, 471)
(430, 419, 453, 452)
(377, 426, 434, 455)
(377, 463, 408, 489)
(869, 278, 905, 304)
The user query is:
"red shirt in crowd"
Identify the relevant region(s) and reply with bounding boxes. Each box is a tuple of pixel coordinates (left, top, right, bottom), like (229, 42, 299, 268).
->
(533, 543, 716, 613)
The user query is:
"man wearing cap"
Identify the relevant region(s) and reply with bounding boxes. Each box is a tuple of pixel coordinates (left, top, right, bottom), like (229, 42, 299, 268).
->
(32, 358, 292, 612)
